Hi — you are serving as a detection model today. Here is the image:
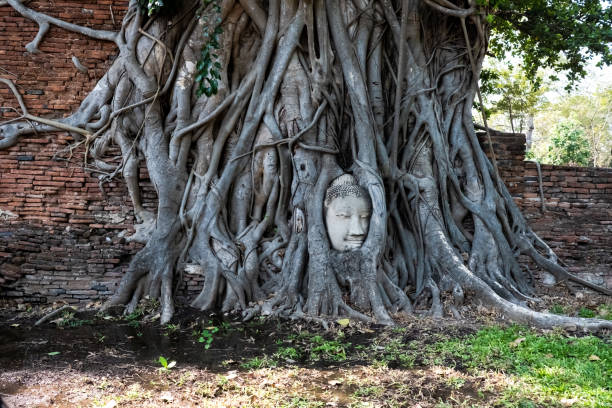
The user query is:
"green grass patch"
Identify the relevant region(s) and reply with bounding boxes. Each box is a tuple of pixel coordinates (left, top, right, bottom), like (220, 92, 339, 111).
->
(240, 355, 277, 369)
(549, 304, 567, 315)
(431, 326, 612, 407)
(308, 334, 350, 362)
(578, 307, 597, 318)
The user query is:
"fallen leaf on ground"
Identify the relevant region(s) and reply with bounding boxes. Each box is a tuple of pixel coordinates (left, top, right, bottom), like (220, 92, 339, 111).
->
(509, 337, 526, 347)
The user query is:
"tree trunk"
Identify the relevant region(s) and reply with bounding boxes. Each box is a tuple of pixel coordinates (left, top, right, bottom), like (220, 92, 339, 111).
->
(1, 0, 610, 330)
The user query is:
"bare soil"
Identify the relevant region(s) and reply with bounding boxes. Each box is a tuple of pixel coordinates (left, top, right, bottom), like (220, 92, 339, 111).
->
(0, 287, 609, 408)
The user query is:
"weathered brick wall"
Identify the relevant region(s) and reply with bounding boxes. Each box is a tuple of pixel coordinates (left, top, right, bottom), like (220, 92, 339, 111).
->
(519, 164, 612, 288)
(1, 1, 610, 308)
(477, 129, 526, 197)
(0, 1, 139, 305)
(480, 130, 611, 288)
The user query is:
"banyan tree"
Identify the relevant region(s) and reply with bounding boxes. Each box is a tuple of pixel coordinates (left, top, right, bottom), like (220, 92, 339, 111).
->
(1, 0, 610, 329)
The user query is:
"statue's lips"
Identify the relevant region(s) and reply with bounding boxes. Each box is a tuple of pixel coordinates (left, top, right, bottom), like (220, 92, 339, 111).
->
(344, 239, 364, 246)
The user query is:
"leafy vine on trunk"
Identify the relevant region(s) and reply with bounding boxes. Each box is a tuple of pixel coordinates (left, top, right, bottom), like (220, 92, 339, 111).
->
(1, 0, 610, 331)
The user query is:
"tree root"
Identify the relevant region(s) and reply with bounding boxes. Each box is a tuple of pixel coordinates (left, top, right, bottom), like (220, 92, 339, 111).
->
(34, 305, 77, 326)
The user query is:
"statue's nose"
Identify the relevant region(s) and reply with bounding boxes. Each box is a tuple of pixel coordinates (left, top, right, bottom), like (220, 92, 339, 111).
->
(349, 215, 366, 236)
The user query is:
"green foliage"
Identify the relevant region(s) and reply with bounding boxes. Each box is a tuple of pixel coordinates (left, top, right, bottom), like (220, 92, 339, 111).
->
(194, 320, 220, 349)
(480, 63, 547, 133)
(137, 0, 185, 16)
(240, 355, 277, 369)
(353, 386, 384, 398)
(549, 304, 567, 315)
(367, 337, 416, 368)
(431, 326, 612, 407)
(163, 323, 180, 335)
(546, 119, 591, 166)
(158, 355, 176, 372)
(125, 307, 144, 328)
(483, 0, 612, 87)
(578, 307, 596, 318)
(308, 335, 350, 362)
(274, 346, 301, 361)
(137, 0, 165, 16)
(196, 0, 223, 97)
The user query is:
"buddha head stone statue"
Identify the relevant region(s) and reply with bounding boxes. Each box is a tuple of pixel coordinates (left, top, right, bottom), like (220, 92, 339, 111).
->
(324, 174, 372, 251)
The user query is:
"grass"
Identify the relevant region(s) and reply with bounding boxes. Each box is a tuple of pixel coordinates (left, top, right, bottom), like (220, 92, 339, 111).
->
(431, 325, 612, 407)
(549, 303, 612, 320)
(240, 355, 278, 369)
(308, 334, 350, 362)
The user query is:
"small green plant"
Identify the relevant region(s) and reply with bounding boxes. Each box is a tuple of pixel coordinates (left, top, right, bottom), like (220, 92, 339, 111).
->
(125, 306, 145, 328)
(56, 310, 92, 328)
(446, 376, 466, 389)
(353, 386, 384, 398)
(274, 346, 301, 361)
(549, 304, 566, 315)
(308, 335, 349, 362)
(194, 321, 219, 349)
(578, 307, 596, 318)
(240, 355, 277, 370)
(164, 323, 180, 336)
(195, 0, 223, 97)
(158, 355, 176, 372)
(138, 0, 164, 15)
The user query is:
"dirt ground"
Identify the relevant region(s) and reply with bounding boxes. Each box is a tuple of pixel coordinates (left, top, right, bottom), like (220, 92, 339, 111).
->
(0, 286, 609, 408)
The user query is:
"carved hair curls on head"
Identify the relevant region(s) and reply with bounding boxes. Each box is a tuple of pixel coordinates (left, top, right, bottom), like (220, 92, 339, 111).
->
(324, 174, 371, 208)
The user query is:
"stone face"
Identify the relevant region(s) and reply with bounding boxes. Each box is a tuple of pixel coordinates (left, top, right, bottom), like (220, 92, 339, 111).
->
(0, 1, 610, 307)
(325, 195, 371, 251)
(324, 175, 371, 252)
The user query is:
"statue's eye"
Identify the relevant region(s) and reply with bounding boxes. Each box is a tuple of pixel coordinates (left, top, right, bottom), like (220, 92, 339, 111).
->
(337, 214, 349, 218)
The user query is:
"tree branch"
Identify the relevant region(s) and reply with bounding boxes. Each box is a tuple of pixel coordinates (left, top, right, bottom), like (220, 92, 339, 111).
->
(423, 0, 476, 18)
(7, 0, 117, 54)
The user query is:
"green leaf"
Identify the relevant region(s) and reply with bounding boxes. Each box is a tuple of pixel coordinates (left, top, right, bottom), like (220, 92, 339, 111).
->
(48, 351, 60, 356)
(159, 355, 168, 368)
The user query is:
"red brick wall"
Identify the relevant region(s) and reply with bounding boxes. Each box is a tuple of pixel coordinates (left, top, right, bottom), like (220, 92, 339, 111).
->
(477, 129, 526, 197)
(480, 130, 611, 288)
(0, 1, 610, 307)
(519, 164, 612, 288)
(0, 1, 139, 304)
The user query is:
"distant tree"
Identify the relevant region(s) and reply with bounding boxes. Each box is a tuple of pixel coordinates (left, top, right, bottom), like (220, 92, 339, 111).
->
(480, 64, 547, 144)
(530, 86, 612, 167)
(546, 120, 591, 166)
